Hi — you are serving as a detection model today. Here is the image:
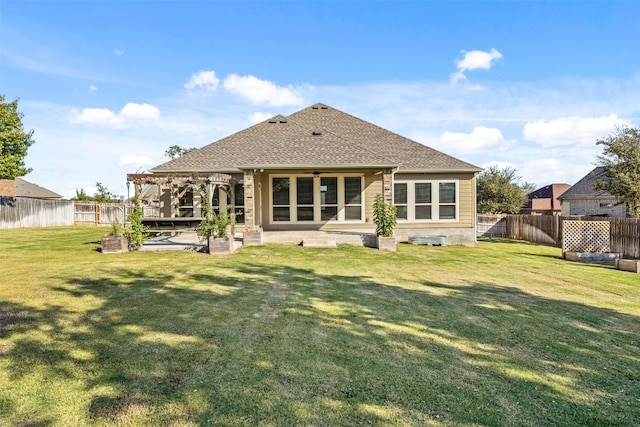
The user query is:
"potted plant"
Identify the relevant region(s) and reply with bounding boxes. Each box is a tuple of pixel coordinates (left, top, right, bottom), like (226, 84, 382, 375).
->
(199, 186, 236, 254)
(372, 193, 397, 252)
(101, 218, 130, 253)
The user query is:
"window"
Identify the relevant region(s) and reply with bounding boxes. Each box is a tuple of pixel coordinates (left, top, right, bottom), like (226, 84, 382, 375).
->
(415, 183, 432, 220)
(178, 187, 194, 217)
(344, 177, 362, 220)
(297, 177, 314, 221)
(394, 180, 458, 221)
(439, 182, 456, 220)
(234, 184, 245, 224)
(272, 177, 290, 221)
(394, 183, 408, 220)
(321, 177, 338, 221)
(270, 175, 364, 223)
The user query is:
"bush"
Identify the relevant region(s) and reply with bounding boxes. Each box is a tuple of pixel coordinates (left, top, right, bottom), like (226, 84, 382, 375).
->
(372, 193, 397, 237)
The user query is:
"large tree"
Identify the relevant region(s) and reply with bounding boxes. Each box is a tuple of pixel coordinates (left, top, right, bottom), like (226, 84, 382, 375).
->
(596, 125, 640, 218)
(0, 95, 36, 179)
(476, 165, 534, 214)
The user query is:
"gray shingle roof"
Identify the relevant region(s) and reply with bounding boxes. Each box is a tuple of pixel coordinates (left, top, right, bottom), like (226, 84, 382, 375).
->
(16, 178, 62, 199)
(558, 167, 615, 200)
(151, 103, 481, 173)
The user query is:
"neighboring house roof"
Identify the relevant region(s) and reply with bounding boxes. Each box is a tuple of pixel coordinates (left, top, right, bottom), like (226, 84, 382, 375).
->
(558, 167, 616, 200)
(15, 177, 62, 199)
(522, 183, 571, 211)
(151, 103, 481, 174)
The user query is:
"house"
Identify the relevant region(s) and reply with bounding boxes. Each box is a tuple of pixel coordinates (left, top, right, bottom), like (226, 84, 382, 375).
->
(16, 178, 62, 200)
(558, 167, 627, 217)
(520, 183, 571, 215)
(129, 103, 482, 245)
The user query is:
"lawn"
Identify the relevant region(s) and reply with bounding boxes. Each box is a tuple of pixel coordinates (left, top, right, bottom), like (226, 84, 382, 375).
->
(0, 227, 639, 426)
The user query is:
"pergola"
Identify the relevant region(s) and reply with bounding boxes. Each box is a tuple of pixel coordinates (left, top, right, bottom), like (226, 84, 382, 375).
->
(126, 172, 235, 230)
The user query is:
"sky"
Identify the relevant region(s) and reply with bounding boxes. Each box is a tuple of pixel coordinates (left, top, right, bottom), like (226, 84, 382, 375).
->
(1, 0, 639, 200)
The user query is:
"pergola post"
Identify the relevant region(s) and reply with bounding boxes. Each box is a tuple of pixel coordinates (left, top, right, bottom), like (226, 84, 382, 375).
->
(242, 170, 263, 245)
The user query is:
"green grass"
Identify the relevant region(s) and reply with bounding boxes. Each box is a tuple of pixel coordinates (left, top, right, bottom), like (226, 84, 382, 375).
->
(1, 227, 639, 426)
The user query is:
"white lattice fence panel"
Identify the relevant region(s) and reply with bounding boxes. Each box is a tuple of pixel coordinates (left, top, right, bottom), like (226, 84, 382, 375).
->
(562, 220, 610, 253)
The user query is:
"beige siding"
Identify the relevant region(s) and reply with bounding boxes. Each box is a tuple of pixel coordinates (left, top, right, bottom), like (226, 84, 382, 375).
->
(394, 172, 476, 229)
(252, 170, 476, 234)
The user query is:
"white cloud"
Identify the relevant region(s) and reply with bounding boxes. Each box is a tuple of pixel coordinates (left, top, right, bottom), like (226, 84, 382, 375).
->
(184, 70, 220, 93)
(450, 48, 503, 84)
(89, 85, 98, 93)
(223, 74, 305, 106)
(114, 48, 124, 56)
(248, 112, 274, 124)
(439, 126, 509, 154)
(120, 103, 161, 120)
(119, 155, 155, 167)
(71, 107, 125, 128)
(523, 114, 627, 147)
(70, 102, 161, 129)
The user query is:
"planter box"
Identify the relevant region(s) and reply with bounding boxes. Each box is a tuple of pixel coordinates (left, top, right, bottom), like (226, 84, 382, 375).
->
(563, 251, 621, 264)
(616, 259, 640, 273)
(101, 234, 129, 254)
(376, 236, 396, 252)
(243, 229, 263, 246)
(208, 237, 234, 255)
(409, 235, 447, 246)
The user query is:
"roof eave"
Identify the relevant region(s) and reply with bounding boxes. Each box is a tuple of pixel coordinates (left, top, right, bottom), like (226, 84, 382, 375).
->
(397, 167, 483, 174)
(235, 164, 400, 170)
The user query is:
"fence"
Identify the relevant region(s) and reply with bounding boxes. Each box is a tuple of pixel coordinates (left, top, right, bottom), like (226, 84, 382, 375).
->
(73, 202, 132, 226)
(1, 197, 75, 228)
(478, 214, 640, 259)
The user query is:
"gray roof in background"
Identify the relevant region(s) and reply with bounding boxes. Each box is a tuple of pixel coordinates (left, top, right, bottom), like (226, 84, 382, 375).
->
(558, 167, 615, 200)
(151, 103, 481, 173)
(16, 178, 62, 199)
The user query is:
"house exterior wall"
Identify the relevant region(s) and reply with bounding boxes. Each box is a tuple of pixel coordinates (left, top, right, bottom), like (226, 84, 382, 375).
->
(561, 198, 627, 218)
(393, 172, 477, 245)
(250, 169, 477, 245)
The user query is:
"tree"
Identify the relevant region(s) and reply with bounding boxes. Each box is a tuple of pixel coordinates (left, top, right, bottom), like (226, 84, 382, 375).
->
(165, 145, 196, 159)
(71, 182, 120, 203)
(596, 125, 640, 218)
(476, 165, 534, 214)
(0, 95, 36, 179)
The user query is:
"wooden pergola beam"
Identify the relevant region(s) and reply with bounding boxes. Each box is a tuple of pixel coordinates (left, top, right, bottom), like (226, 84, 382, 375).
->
(126, 173, 233, 186)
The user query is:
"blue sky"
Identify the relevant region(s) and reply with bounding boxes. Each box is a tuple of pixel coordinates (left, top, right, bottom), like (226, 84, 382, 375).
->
(2, 0, 639, 199)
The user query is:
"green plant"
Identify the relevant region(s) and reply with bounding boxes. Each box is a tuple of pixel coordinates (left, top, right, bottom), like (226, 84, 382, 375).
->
(372, 193, 397, 237)
(198, 185, 235, 241)
(125, 193, 149, 250)
(108, 218, 123, 236)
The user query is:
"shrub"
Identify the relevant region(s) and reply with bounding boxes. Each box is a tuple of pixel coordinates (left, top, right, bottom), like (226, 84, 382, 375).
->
(372, 193, 397, 237)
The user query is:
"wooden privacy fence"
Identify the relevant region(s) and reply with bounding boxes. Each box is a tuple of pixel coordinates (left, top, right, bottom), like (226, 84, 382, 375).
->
(478, 214, 640, 259)
(1, 197, 74, 228)
(74, 202, 134, 226)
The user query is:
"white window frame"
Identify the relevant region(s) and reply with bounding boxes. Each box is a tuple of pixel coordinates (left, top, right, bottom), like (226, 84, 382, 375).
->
(393, 180, 459, 222)
(269, 174, 365, 224)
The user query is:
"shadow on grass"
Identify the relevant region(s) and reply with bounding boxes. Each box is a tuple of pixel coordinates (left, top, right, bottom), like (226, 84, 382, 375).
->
(1, 261, 639, 425)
